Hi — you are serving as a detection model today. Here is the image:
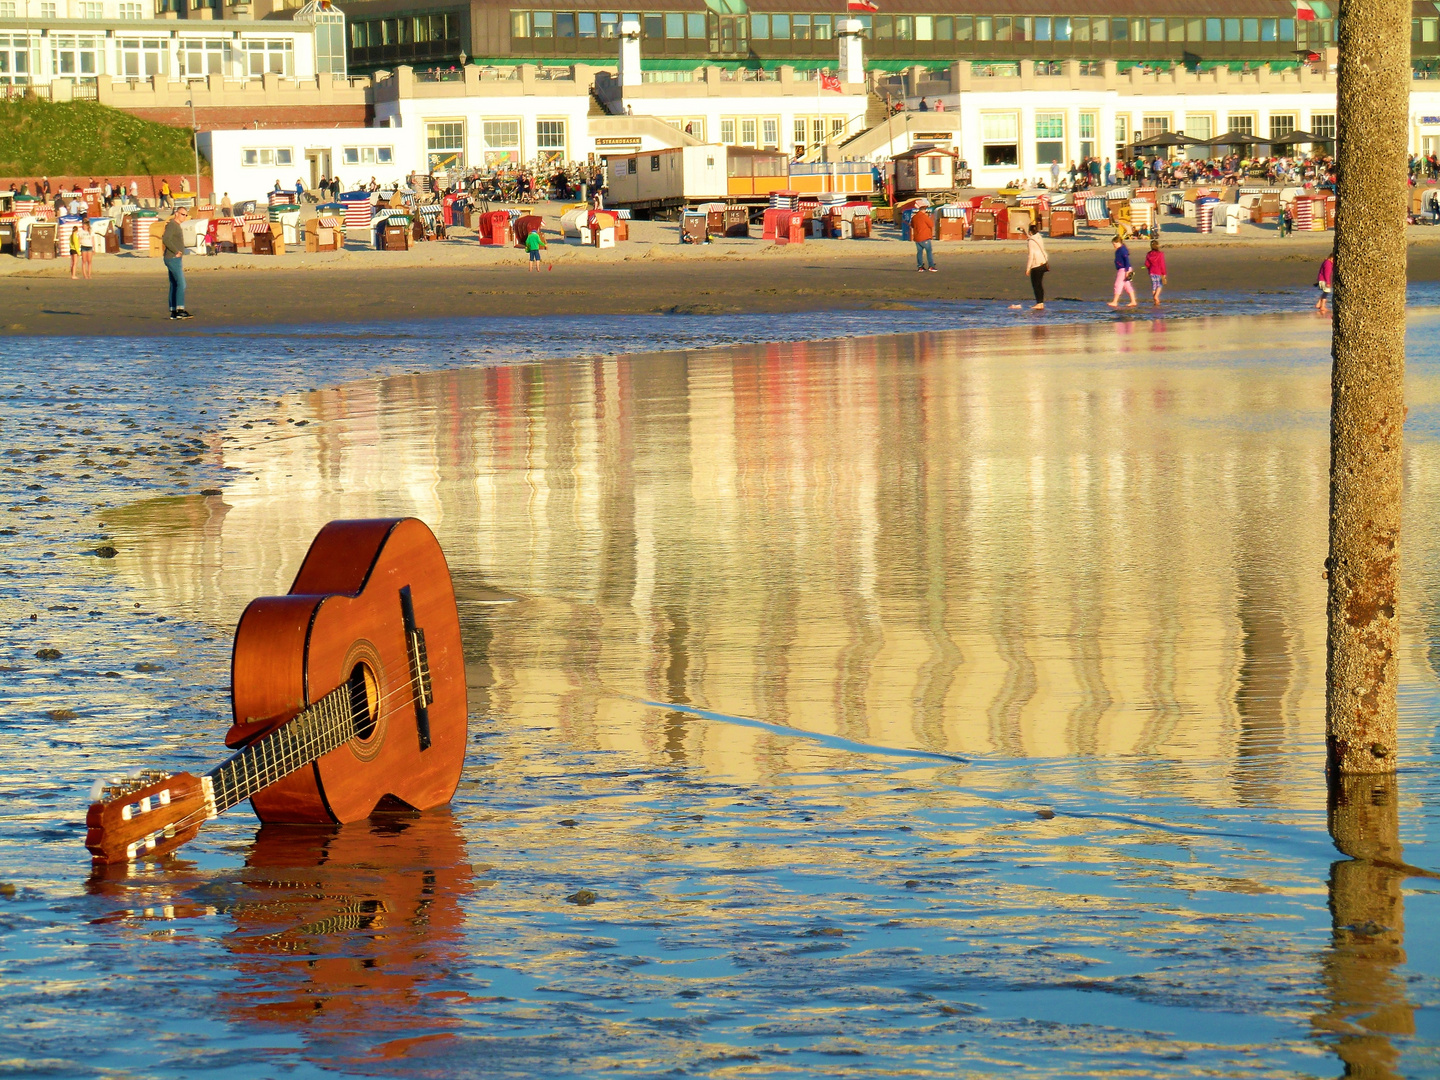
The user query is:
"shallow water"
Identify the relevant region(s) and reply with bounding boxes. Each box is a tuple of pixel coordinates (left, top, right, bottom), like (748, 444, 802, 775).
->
(1, 300, 1438, 1078)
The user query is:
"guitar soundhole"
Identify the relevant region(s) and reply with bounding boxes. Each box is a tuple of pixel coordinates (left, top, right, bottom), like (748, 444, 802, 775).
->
(348, 662, 378, 741)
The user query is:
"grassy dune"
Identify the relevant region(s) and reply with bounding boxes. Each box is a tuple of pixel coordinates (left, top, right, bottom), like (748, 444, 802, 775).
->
(0, 98, 204, 177)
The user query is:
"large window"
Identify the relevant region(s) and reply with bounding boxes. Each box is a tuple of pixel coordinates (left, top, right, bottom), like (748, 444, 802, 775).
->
(427, 120, 465, 170)
(762, 117, 778, 147)
(180, 39, 225, 78)
(1311, 113, 1336, 141)
(1226, 114, 1255, 137)
(240, 147, 295, 167)
(1269, 113, 1296, 141)
(313, 11, 346, 75)
(1035, 111, 1064, 164)
(342, 145, 394, 165)
(482, 119, 519, 165)
(245, 39, 293, 77)
(1142, 115, 1170, 141)
(0, 34, 32, 85)
(118, 37, 167, 78)
(536, 119, 566, 162)
(981, 111, 1018, 167)
(720, 118, 735, 144)
(1115, 114, 1129, 152)
(1079, 111, 1096, 160)
(1183, 114, 1212, 142)
(52, 35, 101, 78)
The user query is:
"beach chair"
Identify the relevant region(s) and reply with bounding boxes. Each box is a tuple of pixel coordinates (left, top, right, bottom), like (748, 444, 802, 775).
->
(27, 222, 57, 259)
(970, 208, 999, 240)
(251, 227, 276, 256)
(213, 218, 237, 254)
(1048, 207, 1075, 238)
(1255, 191, 1282, 223)
(724, 207, 749, 238)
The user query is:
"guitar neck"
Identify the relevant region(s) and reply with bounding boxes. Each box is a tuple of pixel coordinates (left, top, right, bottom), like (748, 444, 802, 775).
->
(205, 682, 357, 816)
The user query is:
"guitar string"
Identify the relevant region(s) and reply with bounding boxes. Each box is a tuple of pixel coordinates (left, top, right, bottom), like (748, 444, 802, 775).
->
(110, 661, 438, 846)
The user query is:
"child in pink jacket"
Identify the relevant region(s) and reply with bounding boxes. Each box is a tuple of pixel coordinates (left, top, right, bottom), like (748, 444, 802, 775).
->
(1144, 241, 1167, 305)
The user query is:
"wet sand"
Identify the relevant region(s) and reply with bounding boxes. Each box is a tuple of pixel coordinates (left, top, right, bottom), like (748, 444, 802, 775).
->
(7, 229, 1440, 335)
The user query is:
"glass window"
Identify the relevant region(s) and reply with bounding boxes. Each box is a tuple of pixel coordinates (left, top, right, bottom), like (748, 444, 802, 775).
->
(915, 15, 932, 41)
(762, 118, 777, 146)
(1055, 17, 1070, 41)
(536, 119, 566, 159)
(793, 117, 806, 146)
(342, 147, 359, 165)
(665, 12, 683, 38)
(1227, 114, 1254, 136)
(1426, 18, 1438, 42)
(894, 15, 911, 40)
(771, 13, 789, 38)
(982, 111, 1019, 166)
(377, 147, 393, 163)
(532, 10, 553, 37)
(1311, 113, 1336, 140)
(1260, 18, 1277, 42)
(1242, 18, 1259, 41)
(1130, 18, 1146, 41)
(1074, 17, 1088, 42)
(994, 16, 1011, 41)
(1269, 114, 1295, 140)
(599, 12, 619, 37)
(1168, 18, 1183, 41)
(687, 12, 704, 37)
(243, 149, 258, 165)
(1111, 17, 1126, 41)
(814, 14, 832, 39)
(1092, 18, 1107, 41)
(1183, 114, 1212, 141)
(643, 12, 663, 38)
(1205, 18, 1221, 41)
(749, 13, 768, 38)
(740, 118, 756, 144)
(721, 118, 735, 143)
(578, 11, 597, 36)
(1034, 17, 1050, 41)
(276, 148, 292, 166)
(1150, 19, 1165, 41)
(1224, 18, 1240, 40)
(1185, 17, 1202, 40)
(935, 16, 951, 40)
(555, 12, 575, 36)
(975, 17, 991, 41)
(1036, 111, 1064, 164)
(793, 13, 810, 39)
(1280, 18, 1295, 40)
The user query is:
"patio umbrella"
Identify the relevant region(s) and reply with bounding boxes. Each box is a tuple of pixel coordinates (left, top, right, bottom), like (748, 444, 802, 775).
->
(1209, 132, 1267, 147)
(1269, 129, 1331, 146)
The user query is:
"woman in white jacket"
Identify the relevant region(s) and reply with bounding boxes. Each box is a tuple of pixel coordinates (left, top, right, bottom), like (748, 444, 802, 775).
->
(1024, 224, 1049, 310)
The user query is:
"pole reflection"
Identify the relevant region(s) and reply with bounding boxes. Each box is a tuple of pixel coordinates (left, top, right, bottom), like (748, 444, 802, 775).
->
(1316, 775, 1415, 1078)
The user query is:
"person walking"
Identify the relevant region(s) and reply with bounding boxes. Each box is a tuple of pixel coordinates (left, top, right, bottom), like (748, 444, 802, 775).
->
(1025, 223, 1048, 309)
(525, 223, 547, 271)
(162, 207, 193, 320)
(910, 204, 936, 272)
(1315, 253, 1334, 313)
(1144, 239, 1167, 304)
(1107, 235, 1137, 308)
(159, 178, 172, 208)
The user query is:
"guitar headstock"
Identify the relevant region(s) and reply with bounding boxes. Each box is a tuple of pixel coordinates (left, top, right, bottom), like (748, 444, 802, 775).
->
(85, 770, 212, 865)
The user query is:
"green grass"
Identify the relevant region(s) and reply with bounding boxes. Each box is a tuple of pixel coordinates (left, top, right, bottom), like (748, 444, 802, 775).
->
(0, 98, 206, 177)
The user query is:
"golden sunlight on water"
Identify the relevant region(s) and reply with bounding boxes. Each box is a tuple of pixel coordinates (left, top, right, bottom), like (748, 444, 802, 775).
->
(106, 315, 1440, 796)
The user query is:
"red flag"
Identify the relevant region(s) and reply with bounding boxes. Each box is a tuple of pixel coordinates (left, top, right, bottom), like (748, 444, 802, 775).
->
(848, 0, 878, 11)
(1295, 0, 1317, 21)
(820, 72, 842, 92)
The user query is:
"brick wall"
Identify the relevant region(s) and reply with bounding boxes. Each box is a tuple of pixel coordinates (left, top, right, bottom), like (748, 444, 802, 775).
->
(121, 104, 372, 129)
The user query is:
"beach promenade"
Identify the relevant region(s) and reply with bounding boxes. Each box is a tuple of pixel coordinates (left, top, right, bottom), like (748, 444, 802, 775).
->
(6, 210, 1439, 334)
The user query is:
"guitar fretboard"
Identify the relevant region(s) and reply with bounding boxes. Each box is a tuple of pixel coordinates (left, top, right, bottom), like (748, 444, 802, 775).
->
(206, 683, 357, 815)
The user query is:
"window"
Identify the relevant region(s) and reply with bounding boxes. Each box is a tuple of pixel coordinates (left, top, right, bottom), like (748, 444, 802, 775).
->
(1034, 16, 1050, 41)
(40, 2, 55, 17)
(1185, 17, 1202, 40)
(683, 117, 704, 140)
(481, 119, 519, 164)
(1150, 18, 1165, 40)
(313, 10, 345, 75)
(749, 12, 768, 38)
(511, 10, 530, 36)
(1079, 111, 1096, 159)
(830, 117, 843, 138)
(811, 117, 823, 145)
(1269, 114, 1296, 141)
(664, 12, 683, 38)
(1111, 17, 1127, 40)
(643, 12, 662, 38)
(1280, 18, 1295, 40)
(740, 118, 756, 145)
(1312, 113, 1336, 141)
(1115, 115, 1129, 150)
(1227, 114, 1254, 137)
(721, 118, 735, 143)
(536, 118, 566, 162)
(245, 39, 293, 77)
(1168, 17, 1184, 41)
(0, 32, 33, 82)
(1091, 18, 1107, 41)
(771, 13, 788, 38)
(1423, 18, 1439, 42)
(894, 15, 912, 40)
(342, 146, 393, 165)
(686, 11, 703, 37)
(993, 16, 1011, 41)
(975, 16, 992, 40)
(1261, 18, 1279, 42)
(1224, 18, 1240, 40)
(926, 155, 944, 175)
(0, 3, 16, 15)
(180, 39, 225, 78)
(981, 111, 1018, 167)
(815, 15, 833, 40)
(793, 13, 810, 39)
(241, 147, 293, 167)
(1035, 111, 1064, 164)
(1055, 16, 1070, 41)
(955, 16, 972, 40)
(52, 35, 100, 77)
(532, 10, 553, 37)
(556, 12, 575, 37)
(427, 120, 465, 170)
(1206, 18, 1222, 41)
(119, 37, 166, 78)
(1183, 115, 1212, 142)
(935, 16, 951, 40)
(599, 12, 618, 37)
(118, 2, 141, 16)
(1243, 18, 1259, 41)
(762, 118, 777, 147)
(1142, 115, 1170, 140)
(793, 117, 806, 147)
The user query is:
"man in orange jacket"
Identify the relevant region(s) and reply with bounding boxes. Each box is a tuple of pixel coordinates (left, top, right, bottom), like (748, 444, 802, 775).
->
(910, 206, 936, 272)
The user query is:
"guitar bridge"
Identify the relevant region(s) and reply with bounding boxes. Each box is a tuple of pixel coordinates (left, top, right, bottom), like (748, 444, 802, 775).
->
(399, 585, 433, 751)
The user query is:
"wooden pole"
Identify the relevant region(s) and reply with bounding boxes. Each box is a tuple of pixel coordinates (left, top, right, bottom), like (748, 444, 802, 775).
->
(1326, 0, 1409, 775)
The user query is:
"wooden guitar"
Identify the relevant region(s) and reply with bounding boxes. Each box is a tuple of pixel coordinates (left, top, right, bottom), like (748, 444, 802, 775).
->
(85, 517, 467, 865)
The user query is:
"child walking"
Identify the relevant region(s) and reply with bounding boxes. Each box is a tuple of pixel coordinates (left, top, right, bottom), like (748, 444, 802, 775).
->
(1107, 236, 1137, 308)
(525, 225, 547, 271)
(1316, 253, 1334, 313)
(1144, 240, 1167, 305)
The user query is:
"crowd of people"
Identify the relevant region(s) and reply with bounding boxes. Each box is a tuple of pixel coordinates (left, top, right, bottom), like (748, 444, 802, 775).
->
(1011, 152, 1338, 194)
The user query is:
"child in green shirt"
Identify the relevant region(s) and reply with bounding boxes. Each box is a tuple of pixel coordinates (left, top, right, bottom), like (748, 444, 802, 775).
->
(526, 227, 546, 271)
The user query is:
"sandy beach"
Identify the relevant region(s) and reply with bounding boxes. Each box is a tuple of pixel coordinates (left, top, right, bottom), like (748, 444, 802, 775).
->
(6, 210, 1439, 334)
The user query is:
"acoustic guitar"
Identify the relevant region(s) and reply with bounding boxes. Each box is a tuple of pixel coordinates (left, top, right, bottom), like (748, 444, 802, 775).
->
(85, 517, 467, 865)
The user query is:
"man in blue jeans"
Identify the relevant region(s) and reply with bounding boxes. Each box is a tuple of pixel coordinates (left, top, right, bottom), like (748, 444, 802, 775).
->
(161, 206, 193, 320)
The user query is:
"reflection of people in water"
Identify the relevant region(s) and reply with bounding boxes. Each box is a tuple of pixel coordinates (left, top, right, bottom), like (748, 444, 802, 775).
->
(1315, 775, 1417, 1076)
(221, 809, 479, 1054)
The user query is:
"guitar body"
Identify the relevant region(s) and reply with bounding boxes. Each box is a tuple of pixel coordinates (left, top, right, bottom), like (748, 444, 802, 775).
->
(226, 518, 467, 825)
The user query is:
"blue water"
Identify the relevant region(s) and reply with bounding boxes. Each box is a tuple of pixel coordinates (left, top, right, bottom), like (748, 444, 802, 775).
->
(0, 289, 1437, 1078)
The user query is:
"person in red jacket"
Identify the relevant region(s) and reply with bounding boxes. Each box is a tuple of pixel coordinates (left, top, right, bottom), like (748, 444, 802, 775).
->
(910, 207, 936, 272)
(1144, 240, 1167, 305)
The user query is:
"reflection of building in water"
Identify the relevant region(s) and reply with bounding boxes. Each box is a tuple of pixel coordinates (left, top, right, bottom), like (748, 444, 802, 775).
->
(106, 318, 1440, 790)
